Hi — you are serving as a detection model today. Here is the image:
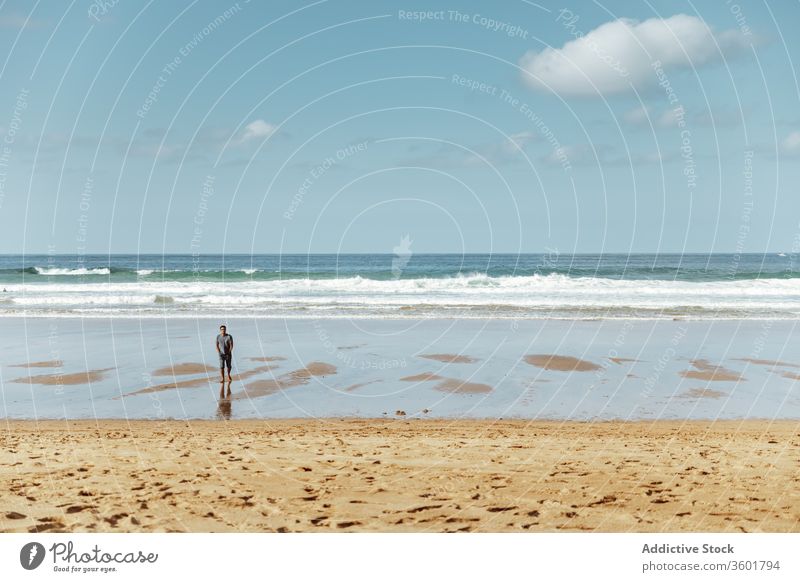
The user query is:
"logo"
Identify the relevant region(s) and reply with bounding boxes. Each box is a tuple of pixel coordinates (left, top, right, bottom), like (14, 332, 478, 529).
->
(391, 234, 413, 279)
(20, 542, 46, 570)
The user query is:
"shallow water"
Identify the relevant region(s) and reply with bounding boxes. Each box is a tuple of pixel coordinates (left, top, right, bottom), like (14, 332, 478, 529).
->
(1, 317, 798, 420)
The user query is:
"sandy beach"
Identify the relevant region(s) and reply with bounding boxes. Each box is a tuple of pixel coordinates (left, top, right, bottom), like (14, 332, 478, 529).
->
(2, 419, 798, 533)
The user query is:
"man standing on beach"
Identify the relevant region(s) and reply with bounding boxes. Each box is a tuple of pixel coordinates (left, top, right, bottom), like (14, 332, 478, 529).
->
(216, 325, 234, 384)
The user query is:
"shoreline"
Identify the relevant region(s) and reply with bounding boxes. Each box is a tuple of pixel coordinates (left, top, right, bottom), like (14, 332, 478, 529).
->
(3, 419, 798, 533)
(4, 417, 800, 422)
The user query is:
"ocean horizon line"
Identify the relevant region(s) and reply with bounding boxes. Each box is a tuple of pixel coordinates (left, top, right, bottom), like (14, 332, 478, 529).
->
(0, 251, 795, 257)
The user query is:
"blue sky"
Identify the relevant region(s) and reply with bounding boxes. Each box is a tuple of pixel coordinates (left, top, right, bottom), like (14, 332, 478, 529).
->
(0, 0, 798, 254)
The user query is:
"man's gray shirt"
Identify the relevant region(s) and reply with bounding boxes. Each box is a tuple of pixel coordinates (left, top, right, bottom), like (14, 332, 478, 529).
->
(216, 334, 233, 355)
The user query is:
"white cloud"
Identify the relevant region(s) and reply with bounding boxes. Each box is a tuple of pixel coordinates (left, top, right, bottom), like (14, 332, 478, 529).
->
(520, 14, 750, 97)
(781, 131, 800, 154)
(623, 104, 742, 130)
(0, 12, 46, 29)
(236, 119, 277, 145)
(622, 105, 676, 128)
(623, 105, 650, 125)
(505, 130, 536, 150)
(656, 108, 679, 127)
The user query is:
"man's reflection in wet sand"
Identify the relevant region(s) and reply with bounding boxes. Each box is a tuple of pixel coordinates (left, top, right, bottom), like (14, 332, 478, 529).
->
(216, 382, 232, 420)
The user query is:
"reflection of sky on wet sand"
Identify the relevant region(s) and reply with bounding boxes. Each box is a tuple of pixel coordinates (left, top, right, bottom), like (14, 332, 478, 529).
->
(2, 318, 799, 421)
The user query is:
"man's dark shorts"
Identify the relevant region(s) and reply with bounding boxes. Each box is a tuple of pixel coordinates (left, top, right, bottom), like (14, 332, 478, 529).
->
(219, 353, 232, 370)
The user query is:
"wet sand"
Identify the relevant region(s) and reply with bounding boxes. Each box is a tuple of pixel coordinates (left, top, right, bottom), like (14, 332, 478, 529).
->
(1, 419, 798, 533)
(3, 318, 800, 420)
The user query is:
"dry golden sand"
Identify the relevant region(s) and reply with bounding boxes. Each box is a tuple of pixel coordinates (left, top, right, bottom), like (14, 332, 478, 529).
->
(1, 420, 798, 533)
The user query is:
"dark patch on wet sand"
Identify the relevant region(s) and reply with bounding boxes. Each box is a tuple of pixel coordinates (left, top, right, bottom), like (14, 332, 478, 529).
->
(343, 379, 381, 392)
(680, 359, 743, 382)
(152, 362, 216, 376)
(524, 354, 601, 372)
(401, 372, 491, 394)
(400, 373, 445, 382)
(678, 388, 728, 399)
(124, 375, 216, 397)
(419, 354, 479, 364)
(123, 365, 275, 398)
(609, 357, 638, 365)
(734, 357, 800, 369)
(247, 356, 287, 363)
(11, 360, 64, 368)
(12, 368, 113, 386)
(234, 362, 337, 400)
(434, 378, 492, 394)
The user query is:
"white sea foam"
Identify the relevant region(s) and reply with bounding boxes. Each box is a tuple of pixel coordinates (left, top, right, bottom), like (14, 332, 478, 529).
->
(3, 273, 800, 318)
(33, 267, 111, 276)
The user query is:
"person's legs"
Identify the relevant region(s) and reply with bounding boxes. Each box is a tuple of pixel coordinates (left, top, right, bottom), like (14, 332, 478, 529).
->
(225, 355, 233, 382)
(219, 354, 226, 382)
